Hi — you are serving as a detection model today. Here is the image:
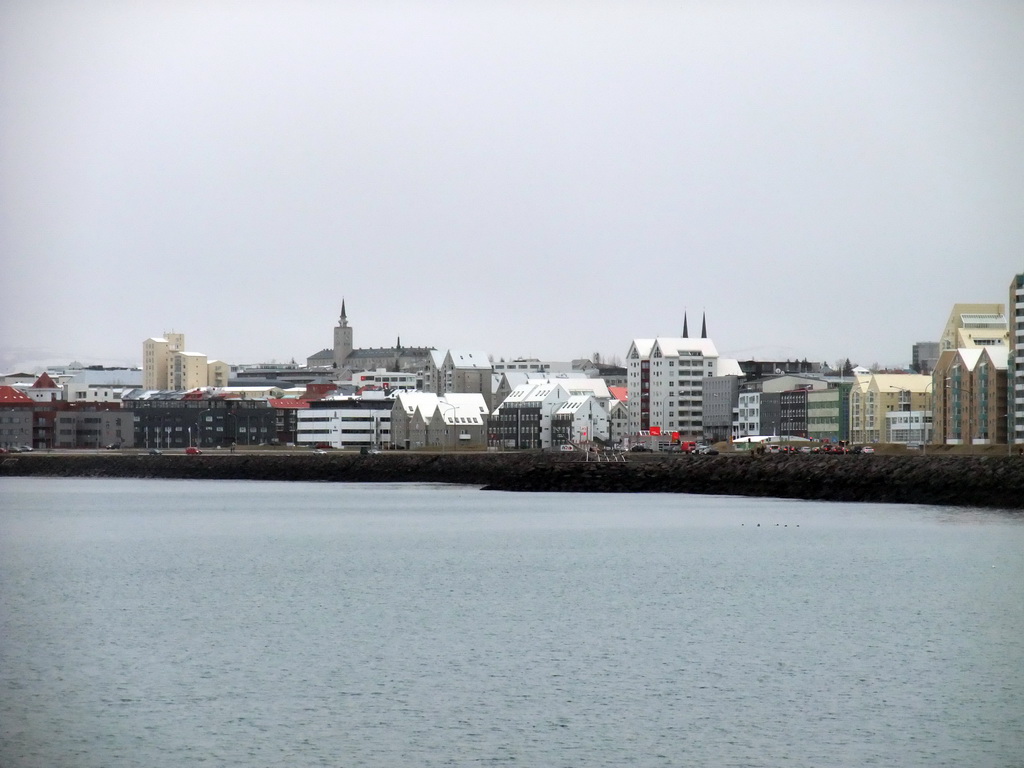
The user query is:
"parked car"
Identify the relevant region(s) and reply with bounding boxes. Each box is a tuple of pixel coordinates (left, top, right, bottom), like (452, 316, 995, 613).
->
(861, 446, 876, 454)
(629, 445, 651, 452)
(185, 447, 202, 455)
(148, 448, 163, 456)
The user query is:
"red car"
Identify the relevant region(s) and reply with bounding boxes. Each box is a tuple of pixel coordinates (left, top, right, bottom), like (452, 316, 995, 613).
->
(185, 447, 203, 455)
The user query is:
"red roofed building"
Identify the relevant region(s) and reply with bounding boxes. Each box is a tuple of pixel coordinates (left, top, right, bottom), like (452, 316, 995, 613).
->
(25, 372, 62, 403)
(0, 386, 34, 404)
(608, 386, 628, 402)
(0, 385, 131, 449)
(0, 386, 34, 448)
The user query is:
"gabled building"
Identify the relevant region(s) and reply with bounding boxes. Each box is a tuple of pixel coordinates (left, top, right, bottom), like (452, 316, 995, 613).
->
(932, 346, 1008, 446)
(849, 373, 934, 445)
(389, 392, 488, 450)
(550, 395, 611, 447)
(26, 372, 62, 402)
(490, 381, 570, 450)
(626, 316, 721, 441)
(426, 350, 494, 409)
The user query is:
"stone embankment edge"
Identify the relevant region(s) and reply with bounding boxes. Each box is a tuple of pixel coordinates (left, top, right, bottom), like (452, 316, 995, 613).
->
(3, 453, 1023, 510)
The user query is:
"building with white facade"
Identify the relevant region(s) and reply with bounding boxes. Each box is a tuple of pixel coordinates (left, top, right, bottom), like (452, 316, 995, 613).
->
(296, 390, 396, 449)
(626, 335, 720, 441)
(1009, 273, 1024, 445)
(735, 390, 762, 439)
(550, 395, 611, 447)
(491, 359, 574, 376)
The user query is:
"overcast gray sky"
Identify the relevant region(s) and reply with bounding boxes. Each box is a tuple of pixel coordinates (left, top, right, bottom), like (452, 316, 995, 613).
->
(2, 1, 1021, 372)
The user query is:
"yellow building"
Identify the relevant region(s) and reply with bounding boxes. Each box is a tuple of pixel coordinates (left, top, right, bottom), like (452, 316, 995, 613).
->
(143, 333, 230, 391)
(939, 303, 1008, 351)
(848, 373, 933, 445)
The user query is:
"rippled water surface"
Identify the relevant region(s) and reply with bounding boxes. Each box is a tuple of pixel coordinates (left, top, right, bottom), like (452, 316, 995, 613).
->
(2, 478, 1023, 767)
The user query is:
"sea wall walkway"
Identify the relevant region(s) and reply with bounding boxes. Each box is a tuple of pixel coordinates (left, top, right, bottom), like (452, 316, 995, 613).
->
(3, 452, 1023, 510)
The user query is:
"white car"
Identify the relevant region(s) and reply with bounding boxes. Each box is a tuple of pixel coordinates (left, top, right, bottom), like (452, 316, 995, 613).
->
(861, 446, 876, 454)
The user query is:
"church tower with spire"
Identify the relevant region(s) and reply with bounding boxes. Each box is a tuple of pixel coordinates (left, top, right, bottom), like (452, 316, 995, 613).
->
(333, 300, 354, 369)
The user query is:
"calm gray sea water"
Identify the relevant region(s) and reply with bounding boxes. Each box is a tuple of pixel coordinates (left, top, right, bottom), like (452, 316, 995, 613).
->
(1, 477, 1022, 767)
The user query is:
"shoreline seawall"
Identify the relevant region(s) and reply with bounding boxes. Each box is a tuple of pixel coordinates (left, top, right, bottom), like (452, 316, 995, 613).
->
(2, 452, 1023, 510)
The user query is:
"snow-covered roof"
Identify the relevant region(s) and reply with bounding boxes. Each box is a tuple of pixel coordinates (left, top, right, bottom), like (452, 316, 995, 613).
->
(717, 358, 743, 377)
(393, 391, 440, 415)
(446, 351, 491, 369)
(630, 337, 719, 359)
(436, 393, 489, 424)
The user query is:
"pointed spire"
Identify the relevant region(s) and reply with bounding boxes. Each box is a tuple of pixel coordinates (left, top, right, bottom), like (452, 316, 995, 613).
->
(701, 312, 707, 339)
(682, 312, 689, 338)
(339, 299, 348, 327)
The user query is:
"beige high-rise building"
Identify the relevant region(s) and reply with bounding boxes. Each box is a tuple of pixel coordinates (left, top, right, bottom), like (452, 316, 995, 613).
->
(939, 303, 1008, 351)
(143, 333, 185, 389)
(143, 333, 230, 391)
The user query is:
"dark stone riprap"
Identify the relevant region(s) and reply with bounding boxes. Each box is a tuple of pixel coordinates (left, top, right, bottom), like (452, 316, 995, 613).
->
(2, 452, 1022, 510)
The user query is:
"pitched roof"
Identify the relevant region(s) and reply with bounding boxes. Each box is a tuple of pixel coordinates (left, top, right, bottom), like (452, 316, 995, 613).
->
(0, 386, 34, 403)
(32, 372, 60, 388)
(446, 351, 491, 369)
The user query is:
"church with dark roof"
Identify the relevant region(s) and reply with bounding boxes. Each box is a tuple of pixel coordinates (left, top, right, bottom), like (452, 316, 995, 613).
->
(305, 301, 435, 374)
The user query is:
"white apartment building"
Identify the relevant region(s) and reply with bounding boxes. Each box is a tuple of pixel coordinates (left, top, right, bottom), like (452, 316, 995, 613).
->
(296, 391, 395, 449)
(551, 395, 611, 445)
(1010, 273, 1024, 445)
(626, 337, 719, 440)
(491, 359, 574, 376)
(735, 391, 762, 438)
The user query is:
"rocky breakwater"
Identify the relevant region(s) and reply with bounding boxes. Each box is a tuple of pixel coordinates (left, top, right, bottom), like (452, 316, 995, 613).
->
(483, 453, 1024, 509)
(2, 452, 1022, 510)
